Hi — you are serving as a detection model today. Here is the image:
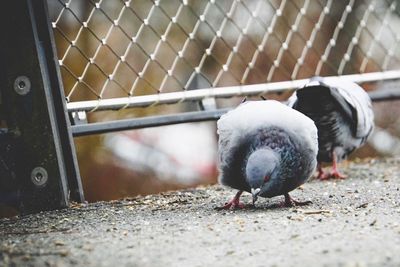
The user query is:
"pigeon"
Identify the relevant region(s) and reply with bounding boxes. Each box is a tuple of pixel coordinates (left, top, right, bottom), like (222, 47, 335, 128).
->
(288, 77, 374, 179)
(217, 100, 318, 209)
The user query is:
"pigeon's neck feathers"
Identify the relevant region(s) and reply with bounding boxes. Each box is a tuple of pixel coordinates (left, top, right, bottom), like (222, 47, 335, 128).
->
(245, 148, 280, 189)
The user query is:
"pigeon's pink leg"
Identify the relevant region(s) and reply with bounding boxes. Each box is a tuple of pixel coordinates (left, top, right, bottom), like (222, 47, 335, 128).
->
(316, 163, 330, 180)
(283, 193, 312, 207)
(217, 191, 245, 210)
(329, 151, 347, 179)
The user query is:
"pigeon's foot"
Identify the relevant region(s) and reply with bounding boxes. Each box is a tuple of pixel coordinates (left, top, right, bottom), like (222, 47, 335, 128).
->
(316, 169, 330, 180)
(216, 200, 246, 210)
(215, 191, 246, 210)
(316, 163, 330, 180)
(316, 161, 346, 180)
(327, 151, 347, 179)
(329, 169, 347, 179)
(282, 193, 312, 207)
(316, 168, 347, 180)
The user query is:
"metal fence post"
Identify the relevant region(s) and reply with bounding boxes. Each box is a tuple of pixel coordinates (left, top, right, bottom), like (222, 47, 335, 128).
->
(0, 0, 84, 214)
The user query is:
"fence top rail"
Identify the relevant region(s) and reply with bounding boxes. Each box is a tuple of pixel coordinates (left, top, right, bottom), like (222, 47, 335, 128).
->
(66, 70, 400, 112)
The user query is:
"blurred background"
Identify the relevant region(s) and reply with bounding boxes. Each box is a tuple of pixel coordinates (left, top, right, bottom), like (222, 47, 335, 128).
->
(22, 0, 400, 204)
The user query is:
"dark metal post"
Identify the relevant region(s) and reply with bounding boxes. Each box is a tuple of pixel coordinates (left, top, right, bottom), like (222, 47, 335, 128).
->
(0, 0, 84, 214)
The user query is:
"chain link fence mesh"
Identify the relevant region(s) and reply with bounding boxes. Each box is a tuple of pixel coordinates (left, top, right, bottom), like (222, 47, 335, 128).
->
(48, 0, 400, 112)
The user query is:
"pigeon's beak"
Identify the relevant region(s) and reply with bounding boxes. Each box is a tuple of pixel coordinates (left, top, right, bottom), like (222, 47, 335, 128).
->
(251, 188, 261, 205)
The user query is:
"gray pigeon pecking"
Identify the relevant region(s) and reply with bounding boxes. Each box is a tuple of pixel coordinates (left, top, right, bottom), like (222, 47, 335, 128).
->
(217, 100, 318, 209)
(288, 77, 374, 179)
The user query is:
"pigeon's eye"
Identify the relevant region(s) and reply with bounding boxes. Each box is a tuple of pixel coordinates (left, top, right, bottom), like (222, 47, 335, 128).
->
(264, 176, 269, 182)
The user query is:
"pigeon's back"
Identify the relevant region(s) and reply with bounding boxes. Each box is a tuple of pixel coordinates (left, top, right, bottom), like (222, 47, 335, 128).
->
(289, 77, 374, 162)
(322, 78, 373, 138)
(291, 78, 374, 138)
(217, 100, 318, 161)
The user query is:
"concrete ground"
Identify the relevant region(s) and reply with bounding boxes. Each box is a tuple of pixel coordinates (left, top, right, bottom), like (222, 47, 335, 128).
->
(1, 157, 400, 267)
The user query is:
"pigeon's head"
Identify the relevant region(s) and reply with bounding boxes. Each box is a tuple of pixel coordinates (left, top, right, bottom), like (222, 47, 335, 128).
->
(245, 149, 280, 204)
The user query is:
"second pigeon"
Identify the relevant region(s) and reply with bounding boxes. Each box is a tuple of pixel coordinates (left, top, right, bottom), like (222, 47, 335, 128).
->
(288, 77, 374, 179)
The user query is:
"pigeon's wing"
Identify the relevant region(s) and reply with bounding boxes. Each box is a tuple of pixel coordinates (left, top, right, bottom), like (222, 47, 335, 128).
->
(290, 77, 374, 139)
(321, 78, 374, 139)
(216, 102, 248, 169)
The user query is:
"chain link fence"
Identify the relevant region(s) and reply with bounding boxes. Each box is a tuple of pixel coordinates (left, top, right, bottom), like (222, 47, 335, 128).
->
(49, 0, 400, 116)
